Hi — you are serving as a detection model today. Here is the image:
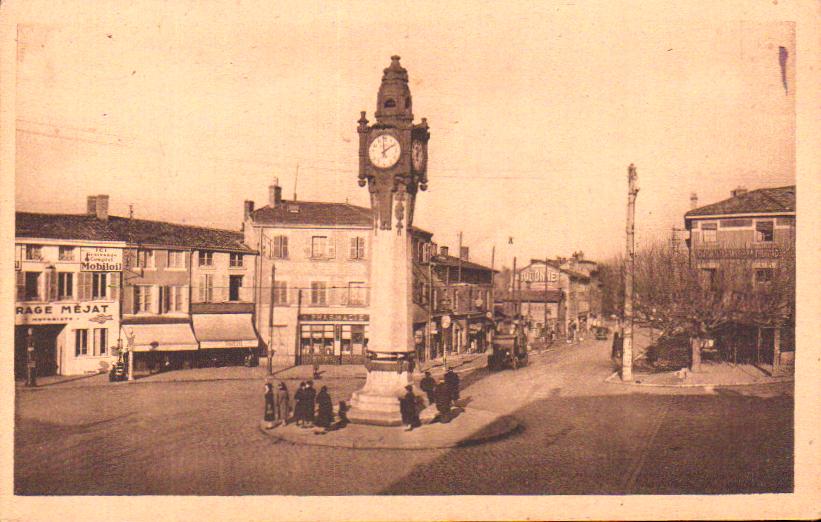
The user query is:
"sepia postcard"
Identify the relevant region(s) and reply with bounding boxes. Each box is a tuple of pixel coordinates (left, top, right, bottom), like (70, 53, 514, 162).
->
(1, 1, 819, 521)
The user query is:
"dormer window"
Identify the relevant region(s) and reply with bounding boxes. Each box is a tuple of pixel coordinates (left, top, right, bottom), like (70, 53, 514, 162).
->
(384, 98, 396, 108)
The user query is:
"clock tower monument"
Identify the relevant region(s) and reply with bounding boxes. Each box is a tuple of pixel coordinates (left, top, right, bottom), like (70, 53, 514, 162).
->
(348, 56, 430, 426)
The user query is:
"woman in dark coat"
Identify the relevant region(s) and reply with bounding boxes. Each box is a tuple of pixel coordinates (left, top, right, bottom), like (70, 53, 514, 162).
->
(304, 380, 317, 426)
(434, 380, 452, 423)
(315, 386, 334, 431)
(293, 381, 307, 427)
(399, 385, 420, 431)
(444, 368, 460, 402)
(263, 383, 276, 429)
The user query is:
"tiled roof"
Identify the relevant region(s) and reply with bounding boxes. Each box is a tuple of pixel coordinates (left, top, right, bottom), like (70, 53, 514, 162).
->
(431, 254, 498, 274)
(16, 212, 254, 252)
(685, 185, 795, 218)
(249, 200, 372, 227)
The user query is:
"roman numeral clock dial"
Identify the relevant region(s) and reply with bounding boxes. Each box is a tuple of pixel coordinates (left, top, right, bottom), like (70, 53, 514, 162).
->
(368, 134, 401, 169)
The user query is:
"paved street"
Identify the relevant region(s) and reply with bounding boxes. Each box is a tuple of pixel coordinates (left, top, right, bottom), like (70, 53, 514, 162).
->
(15, 337, 792, 495)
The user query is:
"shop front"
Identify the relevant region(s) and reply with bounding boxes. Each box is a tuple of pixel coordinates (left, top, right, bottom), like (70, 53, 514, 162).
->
(297, 313, 369, 365)
(121, 322, 199, 372)
(15, 301, 120, 376)
(192, 313, 259, 366)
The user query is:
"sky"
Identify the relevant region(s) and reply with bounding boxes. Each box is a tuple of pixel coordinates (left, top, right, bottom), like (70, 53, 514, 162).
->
(12, 1, 797, 269)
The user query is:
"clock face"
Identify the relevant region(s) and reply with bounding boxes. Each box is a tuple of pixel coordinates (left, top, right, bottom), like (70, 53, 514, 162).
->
(368, 134, 401, 169)
(412, 140, 426, 171)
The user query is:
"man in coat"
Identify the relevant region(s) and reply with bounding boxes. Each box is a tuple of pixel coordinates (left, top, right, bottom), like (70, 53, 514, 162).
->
(444, 367, 460, 403)
(399, 385, 420, 431)
(434, 380, 453, 423)
(274, 381, 290, 425)
(419, 371, 436, 406)
(315, 385, 334, 432)
(293, 381, 307, 427)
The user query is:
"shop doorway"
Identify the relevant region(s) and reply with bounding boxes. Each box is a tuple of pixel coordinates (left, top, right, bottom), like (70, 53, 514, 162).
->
(15, 324, 64, 378)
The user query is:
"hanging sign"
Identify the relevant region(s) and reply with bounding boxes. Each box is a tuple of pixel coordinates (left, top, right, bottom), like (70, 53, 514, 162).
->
(80, 247, 123, 271)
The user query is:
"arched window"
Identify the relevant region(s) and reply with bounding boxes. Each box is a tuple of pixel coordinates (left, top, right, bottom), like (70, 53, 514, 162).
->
(383, 98, 396, 108)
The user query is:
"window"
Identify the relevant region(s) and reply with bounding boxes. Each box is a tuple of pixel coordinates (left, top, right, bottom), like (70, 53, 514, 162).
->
(59, 246, 75, 261)
(24, 272, 41, 301)
(230, 253, 243, 267)
(92, 273, 108, 299)
(167, 250, 185, 268)
(170, 286, 185, 312)
(272, 281, 288, 305)
(348, 282, 366, 306)
(755, 268, 774, 285)
(272, 236, 288, 259)
(310, 281, 327, 306)
(350, 237, 366, 259)
(311, 236, 327, 258)
(701, 223, 717, 243)
(755, 221, 774, 242)
(229, 275, 243, 301)
(134, 285, 152, 313)
(136, 249, 154, 268)
(300, 324, 335, 357)
(198, 250, 214, 267)
(75, 329, 89, 356)
(94, 328, 108, 356)
(199, 274, 214, 302)
(57, 272, 74, 300)
(25, 245, 43, 260)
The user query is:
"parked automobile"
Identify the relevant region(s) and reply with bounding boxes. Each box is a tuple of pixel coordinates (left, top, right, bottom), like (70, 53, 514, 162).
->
(489, 319, 528, 370)
(595, 326, 610, 340)
(109, 359, 128, 382)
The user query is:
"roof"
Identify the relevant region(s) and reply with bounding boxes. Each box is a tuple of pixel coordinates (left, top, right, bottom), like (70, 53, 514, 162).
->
(249, 200, 372, 227)
(685, 185, 795, 218)
(431, 254, 498, 274)
(16, 212, 254, 252)
(499, 289, 563, 303)
(521, 259, 590, 281)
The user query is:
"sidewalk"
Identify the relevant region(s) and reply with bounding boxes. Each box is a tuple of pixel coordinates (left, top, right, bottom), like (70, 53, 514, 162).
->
(606, 361, 794, 388)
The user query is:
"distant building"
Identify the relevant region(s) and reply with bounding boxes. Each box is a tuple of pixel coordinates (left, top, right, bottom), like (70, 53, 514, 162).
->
(15, 195, 259, 377)
(684, 185, 795, 372)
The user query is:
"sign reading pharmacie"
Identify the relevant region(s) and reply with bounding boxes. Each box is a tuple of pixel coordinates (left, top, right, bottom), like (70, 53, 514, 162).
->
(15, 302, 116, 325)
(80, 247, 123, 271)
(299, 313, 369, 322)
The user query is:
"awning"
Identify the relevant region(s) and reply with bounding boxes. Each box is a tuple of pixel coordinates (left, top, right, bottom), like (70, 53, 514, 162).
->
(413, 304, 431, 324)
(192, 313, 259, 349)
(121, 323, 199, 352)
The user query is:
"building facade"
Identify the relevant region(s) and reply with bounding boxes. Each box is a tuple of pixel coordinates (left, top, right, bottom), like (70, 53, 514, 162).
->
(684, 185, 795, 372)
(15, 195, 260, 377)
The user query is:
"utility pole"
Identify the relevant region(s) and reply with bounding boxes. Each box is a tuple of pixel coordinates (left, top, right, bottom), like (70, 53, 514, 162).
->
(457, 231, 463, 283)
(428, 260, 434, 362)
(511, 256, 517, 318)
(623, 163, 639, 382)
(544, 256, 549, 338)
(294, 289, 303, 365)
(268, 263, 276, 375)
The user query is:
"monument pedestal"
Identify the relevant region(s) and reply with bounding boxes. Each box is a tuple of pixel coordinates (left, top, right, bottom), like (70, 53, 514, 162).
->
(348, 358, 413, 426)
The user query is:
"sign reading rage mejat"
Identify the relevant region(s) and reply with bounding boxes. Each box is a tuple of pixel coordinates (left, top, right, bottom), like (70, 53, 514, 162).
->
(80, 247, 123, 271)
(15, 302, 115, 324)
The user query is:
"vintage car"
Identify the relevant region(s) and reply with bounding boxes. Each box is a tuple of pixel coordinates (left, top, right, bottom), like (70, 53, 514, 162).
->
(488, 319, 528, 370)
(594, 326, 610, 341)
(108, 359, 128, 382)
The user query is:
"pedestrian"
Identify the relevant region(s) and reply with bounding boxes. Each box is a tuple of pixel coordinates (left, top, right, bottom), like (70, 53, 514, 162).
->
(304, 380, 317, 426)
(275, 381, 290, 426)
(399, 385, 419, 431)
(444, 367, 460, 402)
(263, 383, 276, 429)
(334, 400, 349, 430)
(434, 380, 453, 423)
(294, 381, 307, 427)
(312, 361, 321, 380)
(420, 370, 436, 406)
(315, 385, 334, 432)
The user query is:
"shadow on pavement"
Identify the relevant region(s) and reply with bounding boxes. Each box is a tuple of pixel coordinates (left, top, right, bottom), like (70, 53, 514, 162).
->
(380, 389, 793, 495)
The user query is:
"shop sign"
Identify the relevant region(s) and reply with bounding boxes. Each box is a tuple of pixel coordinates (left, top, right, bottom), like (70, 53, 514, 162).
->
(80, 247, 123, 271)
(693, 246, 782, 260)
(521, 267, 559, 283)
(299, 313, 369, 322)
(15, 302, 115, 324)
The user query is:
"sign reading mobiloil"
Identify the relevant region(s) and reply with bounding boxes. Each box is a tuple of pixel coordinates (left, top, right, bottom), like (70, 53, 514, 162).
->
(80, 247, 123, 271)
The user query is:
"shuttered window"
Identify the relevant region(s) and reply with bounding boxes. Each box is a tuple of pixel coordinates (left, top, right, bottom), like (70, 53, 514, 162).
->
(77, 273, 93, 301)
(350, 237, 366, 259)
(273, 236, 288, 259)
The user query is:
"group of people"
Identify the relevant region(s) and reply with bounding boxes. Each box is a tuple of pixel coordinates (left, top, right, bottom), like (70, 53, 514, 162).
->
(412, 368, 461, 428)
(264, 379, 348, 433)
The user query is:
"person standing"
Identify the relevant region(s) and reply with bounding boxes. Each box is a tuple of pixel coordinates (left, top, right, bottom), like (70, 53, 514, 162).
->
(315, 385, 333, 432)
(304, 380, 317, 427)
(444, 367, 460, 403)
(294, 381, 307, 427)
(263, 383, 276, 429)
(275, 381, 290, 425)
(434, 380, 453, 423)
(420, 371, 436, 406)
(399, 385, 417, 431)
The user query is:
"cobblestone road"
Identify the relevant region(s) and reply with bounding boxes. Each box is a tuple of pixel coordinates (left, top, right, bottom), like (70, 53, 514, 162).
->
(14, 337, 792, 495)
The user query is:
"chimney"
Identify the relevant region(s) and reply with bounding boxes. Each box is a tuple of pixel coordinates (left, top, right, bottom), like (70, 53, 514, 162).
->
(95, 195, 109, 221)
(243, 200, 255, 221)
(87, 195, 97, 215)
(269, 177, 283, 208)
(731, 186, 748, 198)
(690, 192, 698, 210)
(460, 246, 469, 261)
(440, 246, 449, 257)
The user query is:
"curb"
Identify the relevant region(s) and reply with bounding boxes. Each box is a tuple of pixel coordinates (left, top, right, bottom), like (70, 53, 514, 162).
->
(258, 409, 520, 451)
(604, 370, 794, 388)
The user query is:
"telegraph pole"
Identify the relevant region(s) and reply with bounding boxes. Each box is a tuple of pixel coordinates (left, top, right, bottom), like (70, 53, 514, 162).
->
(511, 256, 517, 317)
(544, 256, 549, 337)
(622, 163, 639, 382)
(457, 231, 463, 283)
(268, 263, 276, 375)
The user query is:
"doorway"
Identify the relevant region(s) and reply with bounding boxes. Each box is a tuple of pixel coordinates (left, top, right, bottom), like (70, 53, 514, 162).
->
(15, 324, 65, 378)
